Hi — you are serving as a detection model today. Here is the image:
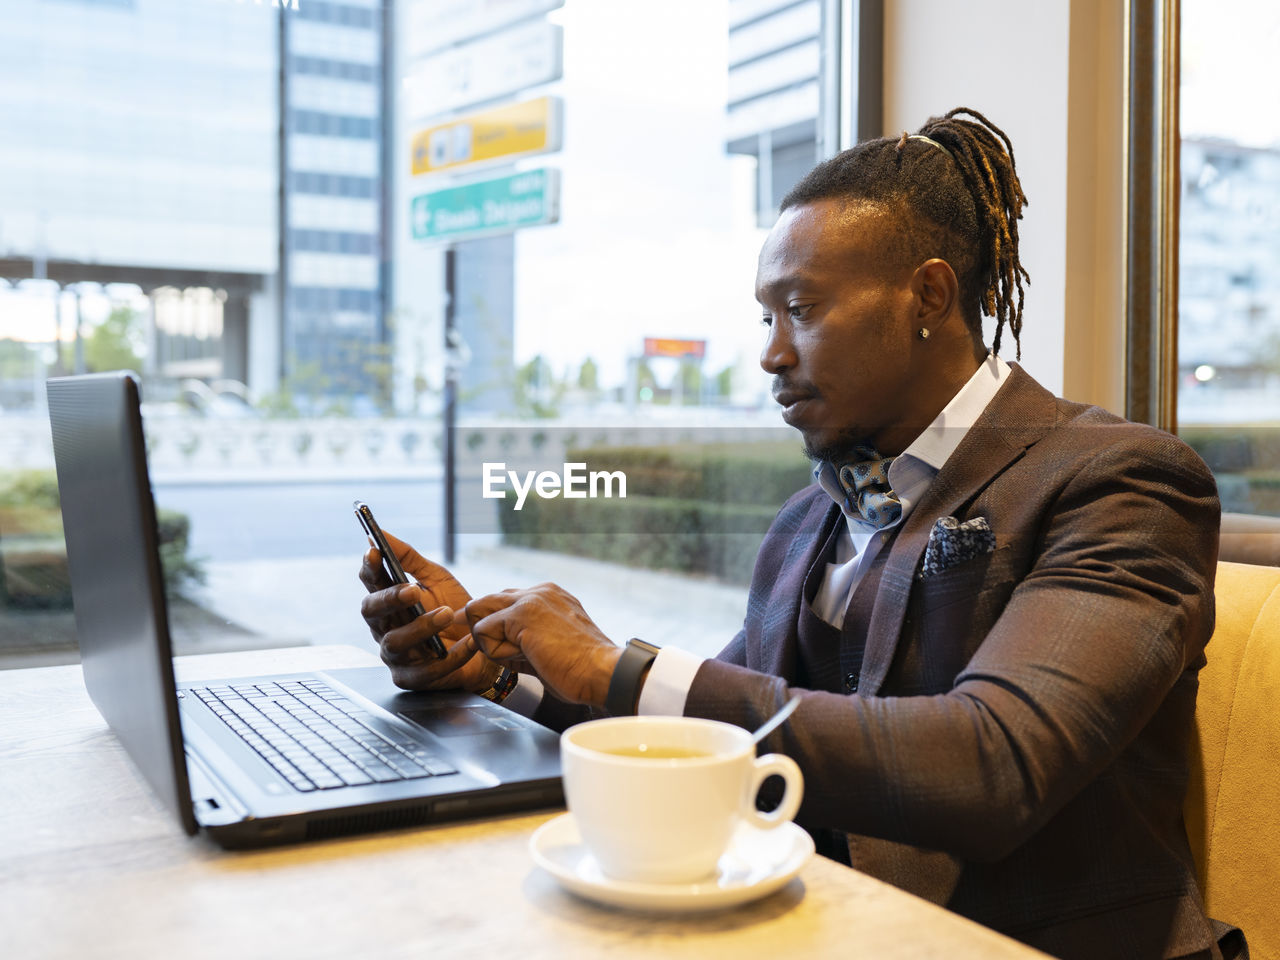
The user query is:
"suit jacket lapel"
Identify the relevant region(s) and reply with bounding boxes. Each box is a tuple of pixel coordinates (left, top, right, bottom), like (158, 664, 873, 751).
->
(755, 491, 841, 680)
(859, 365, 1060, 696)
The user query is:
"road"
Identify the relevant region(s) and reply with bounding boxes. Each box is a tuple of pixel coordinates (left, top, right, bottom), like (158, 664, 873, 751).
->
(148, 474, 748, 660)
(152, 477, 449, 564)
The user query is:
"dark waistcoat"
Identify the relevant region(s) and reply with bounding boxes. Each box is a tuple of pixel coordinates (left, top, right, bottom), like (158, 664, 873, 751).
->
(795, 512, 894, 864)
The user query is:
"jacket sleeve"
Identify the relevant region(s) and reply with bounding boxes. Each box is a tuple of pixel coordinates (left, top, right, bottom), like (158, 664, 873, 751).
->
(686, 432, 1219, 862)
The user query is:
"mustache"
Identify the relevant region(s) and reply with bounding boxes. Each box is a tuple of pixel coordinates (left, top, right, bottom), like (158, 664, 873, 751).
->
(771, 376, 820, 404)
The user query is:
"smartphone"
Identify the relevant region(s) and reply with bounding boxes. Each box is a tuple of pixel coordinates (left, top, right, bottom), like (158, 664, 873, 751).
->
(354, 500, 447, 660)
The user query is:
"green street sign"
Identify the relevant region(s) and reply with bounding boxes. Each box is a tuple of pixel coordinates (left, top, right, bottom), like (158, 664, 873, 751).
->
(411, 168, 560, 242)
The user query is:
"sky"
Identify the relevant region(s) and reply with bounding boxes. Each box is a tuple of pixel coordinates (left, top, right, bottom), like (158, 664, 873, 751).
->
(508, 0, 768, 388)
(1181, 0, 1280, 146)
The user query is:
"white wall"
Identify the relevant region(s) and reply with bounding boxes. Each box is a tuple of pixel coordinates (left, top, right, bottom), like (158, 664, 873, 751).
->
(882, 0, 1126, 411)
(1062, 0, 1126, 415)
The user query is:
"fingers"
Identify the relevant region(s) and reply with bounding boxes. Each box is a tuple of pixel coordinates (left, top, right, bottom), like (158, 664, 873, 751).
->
(464, 590, 530, 662)
(469, 609, 525, 663)
(462, 587, 524, 622)
(384, 633, 480, 691)
(361, 581, 424, 623)
(383, 530, 453, 588)
(357, 533, 442, 594)
(380, 605, 454, 660)
(358, 545, 392, 593)
(462, 583, 620, 705)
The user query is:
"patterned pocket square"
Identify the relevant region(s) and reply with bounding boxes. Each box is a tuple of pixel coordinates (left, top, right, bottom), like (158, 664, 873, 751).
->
(918, 516, 996, 579)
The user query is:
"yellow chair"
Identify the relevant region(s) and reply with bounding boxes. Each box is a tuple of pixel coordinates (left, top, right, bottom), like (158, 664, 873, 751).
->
(1185, 560, 1280, 960)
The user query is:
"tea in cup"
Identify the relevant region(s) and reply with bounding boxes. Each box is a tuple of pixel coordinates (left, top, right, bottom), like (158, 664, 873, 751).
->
(559, 715, 803, 884)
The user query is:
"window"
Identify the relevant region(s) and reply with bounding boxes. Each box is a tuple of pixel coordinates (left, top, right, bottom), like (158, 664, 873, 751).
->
(1177, 0, 1280, 517)
(0, 0, 860, 669)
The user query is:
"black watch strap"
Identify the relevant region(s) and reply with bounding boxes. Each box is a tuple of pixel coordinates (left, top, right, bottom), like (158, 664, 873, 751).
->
(605, 638, 661, 716)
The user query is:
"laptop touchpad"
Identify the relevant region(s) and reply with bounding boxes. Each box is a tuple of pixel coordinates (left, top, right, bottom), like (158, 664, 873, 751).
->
(398, 703, 526, 737)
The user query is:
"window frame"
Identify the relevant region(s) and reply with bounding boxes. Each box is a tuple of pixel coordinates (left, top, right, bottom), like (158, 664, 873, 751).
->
(1124, 0, 1181, 431)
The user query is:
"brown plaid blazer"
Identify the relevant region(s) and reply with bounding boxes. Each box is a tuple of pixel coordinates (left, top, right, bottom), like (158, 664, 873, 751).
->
(683, 365, 1228, 959)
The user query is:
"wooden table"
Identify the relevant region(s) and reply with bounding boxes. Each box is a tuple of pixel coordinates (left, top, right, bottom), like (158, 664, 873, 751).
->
(0, 645, 1050, 960)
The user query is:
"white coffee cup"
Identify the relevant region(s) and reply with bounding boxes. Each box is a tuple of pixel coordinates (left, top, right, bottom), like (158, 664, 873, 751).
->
(559, 715, 804, 884)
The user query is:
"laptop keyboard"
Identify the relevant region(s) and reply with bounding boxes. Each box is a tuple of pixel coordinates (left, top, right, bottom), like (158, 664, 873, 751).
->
(189, 679, 457, 792)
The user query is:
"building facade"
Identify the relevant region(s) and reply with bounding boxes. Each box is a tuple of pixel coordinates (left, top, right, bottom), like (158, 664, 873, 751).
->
(726, 0, 822, 227)
(0, 0, 394, 409)
(281, 0, 390, 408)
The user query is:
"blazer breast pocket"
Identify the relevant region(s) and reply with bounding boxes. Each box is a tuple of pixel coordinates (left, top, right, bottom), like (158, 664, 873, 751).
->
(914, 545, 1014, 614)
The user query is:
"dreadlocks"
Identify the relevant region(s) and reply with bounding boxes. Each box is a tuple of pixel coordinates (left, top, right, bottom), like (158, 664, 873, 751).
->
(780, 107, 1030, 358)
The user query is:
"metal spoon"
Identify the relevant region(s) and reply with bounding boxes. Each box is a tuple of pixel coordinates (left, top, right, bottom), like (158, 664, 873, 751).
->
(751, 694, 803, 745)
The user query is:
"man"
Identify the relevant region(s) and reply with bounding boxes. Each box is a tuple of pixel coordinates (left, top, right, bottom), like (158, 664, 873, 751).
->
(360, 109, 1239, 960)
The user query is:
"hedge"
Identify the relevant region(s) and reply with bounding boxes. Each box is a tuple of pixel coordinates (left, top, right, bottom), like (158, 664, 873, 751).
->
(496, 443, 813, 584)
(0, 470, 202, 607)
(1181, 426, 1280, 474)
(1179, 428, 1280, 515)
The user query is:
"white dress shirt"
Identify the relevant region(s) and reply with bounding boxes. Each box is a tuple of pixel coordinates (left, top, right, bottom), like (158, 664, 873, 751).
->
(808, 353, 1011, 627)
(507, 354, 1011, 718)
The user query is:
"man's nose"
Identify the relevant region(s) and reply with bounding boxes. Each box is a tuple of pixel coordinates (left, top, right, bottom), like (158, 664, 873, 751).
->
(760, 321, 796, 374)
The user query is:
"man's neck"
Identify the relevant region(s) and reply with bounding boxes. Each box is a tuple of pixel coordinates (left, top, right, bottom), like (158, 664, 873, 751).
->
(871, 346, 987, 456)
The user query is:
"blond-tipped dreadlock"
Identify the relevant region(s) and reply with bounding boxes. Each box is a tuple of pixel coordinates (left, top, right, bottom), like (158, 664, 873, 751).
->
(780, 107, 1031, 358)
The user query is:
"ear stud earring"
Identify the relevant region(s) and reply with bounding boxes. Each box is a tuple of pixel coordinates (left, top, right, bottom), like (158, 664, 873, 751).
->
(917, 328, 931, 340)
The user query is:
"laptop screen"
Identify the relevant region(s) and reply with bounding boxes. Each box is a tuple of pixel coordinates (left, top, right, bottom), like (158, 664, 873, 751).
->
(47, 372, 198, 835)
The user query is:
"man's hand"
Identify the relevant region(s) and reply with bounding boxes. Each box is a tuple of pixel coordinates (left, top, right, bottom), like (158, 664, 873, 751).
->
(464, 583, 624, 707)
(357, 531, 498, 693)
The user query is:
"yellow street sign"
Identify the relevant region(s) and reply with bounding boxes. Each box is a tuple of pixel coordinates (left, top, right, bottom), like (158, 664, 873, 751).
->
(411, 96, 562, 176)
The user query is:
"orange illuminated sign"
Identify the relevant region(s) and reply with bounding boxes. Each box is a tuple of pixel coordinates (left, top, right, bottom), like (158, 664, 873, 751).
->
(643, 338, 706, 359)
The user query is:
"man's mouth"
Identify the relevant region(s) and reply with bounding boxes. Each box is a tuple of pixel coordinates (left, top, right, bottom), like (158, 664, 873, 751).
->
(773, 388, 819, 424)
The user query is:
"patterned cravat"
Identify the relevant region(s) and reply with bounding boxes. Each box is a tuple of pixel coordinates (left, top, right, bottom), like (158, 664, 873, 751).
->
(836, 445, 902, 529)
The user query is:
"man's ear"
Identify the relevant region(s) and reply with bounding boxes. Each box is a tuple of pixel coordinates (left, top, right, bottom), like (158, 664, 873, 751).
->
(911, 258, 960, 324)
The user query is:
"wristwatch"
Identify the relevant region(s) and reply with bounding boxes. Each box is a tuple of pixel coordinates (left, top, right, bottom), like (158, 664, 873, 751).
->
(605, 638, 661, 716)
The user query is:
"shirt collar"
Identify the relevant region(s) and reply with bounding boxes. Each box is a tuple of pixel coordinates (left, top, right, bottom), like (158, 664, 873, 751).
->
(899, 352, 1010, 471)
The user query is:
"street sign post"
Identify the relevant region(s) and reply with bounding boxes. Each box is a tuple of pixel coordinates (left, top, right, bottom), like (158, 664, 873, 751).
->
(411, 168, 560, 243)
(401, 3, 567, 563)
(411, 96, 562, 176)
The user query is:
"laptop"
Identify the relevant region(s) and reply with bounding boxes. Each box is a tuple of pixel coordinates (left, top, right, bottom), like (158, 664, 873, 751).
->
(46, 371, 562, 848)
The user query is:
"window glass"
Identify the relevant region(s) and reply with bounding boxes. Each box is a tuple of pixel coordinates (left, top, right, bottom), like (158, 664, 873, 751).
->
(0, 0, 830, 669)
(1178, 0, 1280, 517)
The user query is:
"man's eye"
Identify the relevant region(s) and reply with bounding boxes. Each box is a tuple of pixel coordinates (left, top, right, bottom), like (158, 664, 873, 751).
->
(760, 315, 773, 327)
(788, 304, 811, 320)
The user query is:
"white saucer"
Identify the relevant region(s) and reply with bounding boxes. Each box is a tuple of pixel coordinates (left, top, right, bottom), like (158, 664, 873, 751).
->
(529, 813, 814, 912)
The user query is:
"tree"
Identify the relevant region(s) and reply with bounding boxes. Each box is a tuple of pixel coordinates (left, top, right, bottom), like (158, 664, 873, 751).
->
(85, 307, 144, 373)
(715, 364, 734, 398)
(577, 357, 599, 392)
(514, 354, 563, 417)
(677, 359, 702, 405)
(635, 358, 657, 391)
(0, 338, 37, 379)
